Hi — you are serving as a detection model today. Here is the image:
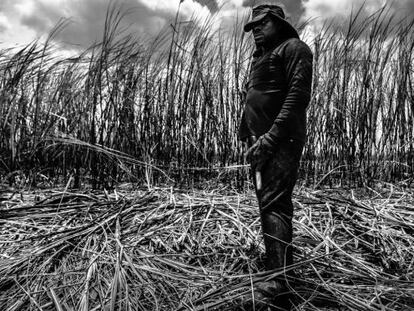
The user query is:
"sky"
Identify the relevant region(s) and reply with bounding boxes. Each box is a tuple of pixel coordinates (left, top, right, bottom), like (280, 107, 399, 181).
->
(0, 0, 413, 50)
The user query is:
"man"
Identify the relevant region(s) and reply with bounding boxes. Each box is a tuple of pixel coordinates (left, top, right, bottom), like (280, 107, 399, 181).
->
(239, 3, 313, 310)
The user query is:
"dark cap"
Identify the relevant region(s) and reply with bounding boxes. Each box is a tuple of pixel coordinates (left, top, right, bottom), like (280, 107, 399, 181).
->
(244, 4, 299, 38)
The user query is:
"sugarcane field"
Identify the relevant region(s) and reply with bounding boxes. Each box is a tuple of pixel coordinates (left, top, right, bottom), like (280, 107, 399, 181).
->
(1, 1, 414, 310)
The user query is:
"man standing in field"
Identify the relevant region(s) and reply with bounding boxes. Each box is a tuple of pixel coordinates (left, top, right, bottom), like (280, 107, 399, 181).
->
(239, 3, 313, 310)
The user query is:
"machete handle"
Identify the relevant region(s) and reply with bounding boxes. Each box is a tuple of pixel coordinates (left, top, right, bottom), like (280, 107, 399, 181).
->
(250, 136, 262, 191)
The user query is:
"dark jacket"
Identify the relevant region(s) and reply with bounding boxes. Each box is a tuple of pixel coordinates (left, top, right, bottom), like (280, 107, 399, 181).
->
(239, 38, 313, 143)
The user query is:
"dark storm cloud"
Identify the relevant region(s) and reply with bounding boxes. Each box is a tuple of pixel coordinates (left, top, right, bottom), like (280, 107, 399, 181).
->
(194, 0, 219, 12)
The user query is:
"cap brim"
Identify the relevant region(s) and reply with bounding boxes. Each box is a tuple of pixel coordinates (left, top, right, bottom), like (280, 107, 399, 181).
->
(243, 13, 267, 32)
(244, 14, 300, 39)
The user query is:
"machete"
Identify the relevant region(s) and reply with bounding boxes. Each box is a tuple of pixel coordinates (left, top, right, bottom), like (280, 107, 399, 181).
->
(251, 135, 262, 191)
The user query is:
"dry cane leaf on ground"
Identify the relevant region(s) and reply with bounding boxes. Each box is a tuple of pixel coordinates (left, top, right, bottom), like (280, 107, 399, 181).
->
(0, 185, 413, 310)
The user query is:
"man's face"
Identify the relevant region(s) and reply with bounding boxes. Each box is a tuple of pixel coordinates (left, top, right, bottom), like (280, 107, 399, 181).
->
(252, 15, 281, 48)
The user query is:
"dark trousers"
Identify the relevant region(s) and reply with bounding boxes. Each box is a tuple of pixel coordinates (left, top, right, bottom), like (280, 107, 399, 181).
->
(251, 139, 304, 271)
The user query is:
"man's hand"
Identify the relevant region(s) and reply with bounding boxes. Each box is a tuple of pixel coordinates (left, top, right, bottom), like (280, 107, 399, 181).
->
(245, 133, 278, 171)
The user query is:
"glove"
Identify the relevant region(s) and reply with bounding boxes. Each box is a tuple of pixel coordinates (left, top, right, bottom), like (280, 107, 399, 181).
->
(245, 133, 278, 171)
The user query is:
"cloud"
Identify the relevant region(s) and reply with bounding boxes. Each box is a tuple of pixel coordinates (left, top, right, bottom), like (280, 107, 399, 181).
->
(0, 0, 16, 12)
(384, 0, 414, 20)
(304, 0, 380, 20)
(237, 0, 414, 34)
(2, 0, 412, 50)
(17, 0, 212, 49)
(303, 0, 414, 28)
(0, 14, 10, 33)
(194, 0, 219, 12)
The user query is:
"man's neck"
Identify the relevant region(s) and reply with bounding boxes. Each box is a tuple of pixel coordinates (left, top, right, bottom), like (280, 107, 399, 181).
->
(266, 35, 288, 50)
(254, 35, 287, 57)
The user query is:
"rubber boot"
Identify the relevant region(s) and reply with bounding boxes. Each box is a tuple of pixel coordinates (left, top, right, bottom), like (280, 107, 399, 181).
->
(238, 210, 293, 310)
(261, 211, 293, 310)
(261, 211, 293, 270)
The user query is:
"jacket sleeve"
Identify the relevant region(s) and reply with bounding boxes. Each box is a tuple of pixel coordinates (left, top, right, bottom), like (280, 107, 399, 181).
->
(267, 39, 313, 141)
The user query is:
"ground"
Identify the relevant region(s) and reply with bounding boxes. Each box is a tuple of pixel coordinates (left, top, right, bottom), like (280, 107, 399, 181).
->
(1, 182, 413, 310)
